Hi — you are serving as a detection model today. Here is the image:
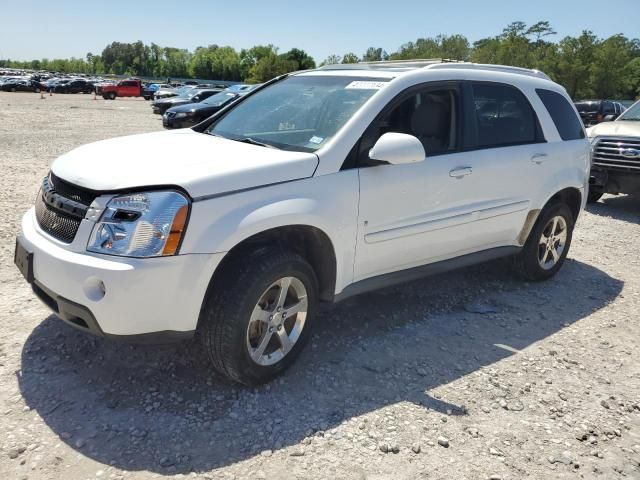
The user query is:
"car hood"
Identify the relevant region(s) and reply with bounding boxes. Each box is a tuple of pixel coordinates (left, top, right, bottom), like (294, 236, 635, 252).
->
(158, 96, 190, 105)
(587, 121, 640, 138)
(51, 129, 319, 198)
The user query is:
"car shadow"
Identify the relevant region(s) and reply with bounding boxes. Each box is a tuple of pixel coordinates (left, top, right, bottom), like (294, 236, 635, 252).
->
(586, 194, 640, 223)
(18, 257, 622, 474)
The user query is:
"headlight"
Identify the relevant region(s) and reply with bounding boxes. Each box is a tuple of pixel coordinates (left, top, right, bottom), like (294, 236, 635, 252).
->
(87, 191, 189, 257)
(175, 111, 195, 118)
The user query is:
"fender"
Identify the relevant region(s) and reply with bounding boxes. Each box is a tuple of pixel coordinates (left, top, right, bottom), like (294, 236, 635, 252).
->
(180, 171, 360, 293)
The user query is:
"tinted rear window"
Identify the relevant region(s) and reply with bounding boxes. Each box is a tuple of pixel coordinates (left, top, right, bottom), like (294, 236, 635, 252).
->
(537, 89, 585, 141)
(471, 83, 541, 148)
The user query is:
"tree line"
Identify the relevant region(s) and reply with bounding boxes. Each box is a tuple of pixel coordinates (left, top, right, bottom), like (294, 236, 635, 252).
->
(1, 21, 639, 99)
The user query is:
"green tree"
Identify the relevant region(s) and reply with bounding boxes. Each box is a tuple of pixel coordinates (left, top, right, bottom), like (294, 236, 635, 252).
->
(282, 48, 316, 70)
(320, 54, 341, 66)
(362, 47, 388, 62)
(341, 52, 360, 64)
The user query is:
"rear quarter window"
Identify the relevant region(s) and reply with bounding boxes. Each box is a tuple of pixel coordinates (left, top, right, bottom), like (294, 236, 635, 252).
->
(537, 89, 585, 141)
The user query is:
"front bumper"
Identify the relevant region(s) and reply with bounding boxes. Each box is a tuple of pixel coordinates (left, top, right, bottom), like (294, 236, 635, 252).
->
(18, 208, 224, 341)
(163, 114, 198, 129)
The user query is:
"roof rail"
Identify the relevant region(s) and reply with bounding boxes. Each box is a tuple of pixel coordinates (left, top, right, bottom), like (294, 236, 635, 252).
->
(319, 58, 462, 71)
(425, 62, 551, 80)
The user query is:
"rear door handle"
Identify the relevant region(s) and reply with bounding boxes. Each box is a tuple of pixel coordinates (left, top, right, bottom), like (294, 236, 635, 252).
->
(449, 167, 473, 178)
(531, 153, 548, 164)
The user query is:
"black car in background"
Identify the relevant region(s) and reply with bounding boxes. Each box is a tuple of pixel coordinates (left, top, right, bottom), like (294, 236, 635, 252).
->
(152, 88, 222, 115)
(54, 79, 94, 94)
(0, 79, 44, 92)
(574, 100, 623, 127)
(163, 91, 242, 129)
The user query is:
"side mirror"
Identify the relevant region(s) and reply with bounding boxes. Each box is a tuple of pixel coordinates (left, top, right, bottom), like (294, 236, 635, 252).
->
(603, 114, 616, 122)
(369, 132, 425, 165)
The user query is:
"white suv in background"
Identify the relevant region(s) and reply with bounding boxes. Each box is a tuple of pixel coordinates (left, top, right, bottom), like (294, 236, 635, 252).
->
(15, 60, 591, 385)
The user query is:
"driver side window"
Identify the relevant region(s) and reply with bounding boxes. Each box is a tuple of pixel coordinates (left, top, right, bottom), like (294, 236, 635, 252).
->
(358, 85, 460, 165)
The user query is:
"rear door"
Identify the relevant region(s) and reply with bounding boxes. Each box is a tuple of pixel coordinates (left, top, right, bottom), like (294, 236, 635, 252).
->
(452, 81, 546, 246)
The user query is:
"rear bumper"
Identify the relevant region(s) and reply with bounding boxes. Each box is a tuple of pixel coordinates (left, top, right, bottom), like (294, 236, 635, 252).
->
(19, 208, 225, 339)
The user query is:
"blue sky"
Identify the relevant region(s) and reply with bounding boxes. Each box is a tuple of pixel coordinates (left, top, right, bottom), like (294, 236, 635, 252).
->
(1, 0, 638, 62)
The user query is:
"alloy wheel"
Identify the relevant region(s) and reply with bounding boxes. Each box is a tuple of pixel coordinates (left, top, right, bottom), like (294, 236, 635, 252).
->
(246, 276, 308, 366)
(538, 215, 568, 270)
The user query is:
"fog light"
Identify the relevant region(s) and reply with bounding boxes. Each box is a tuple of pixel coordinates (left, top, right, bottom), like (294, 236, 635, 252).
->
(83, 277, 106, 302)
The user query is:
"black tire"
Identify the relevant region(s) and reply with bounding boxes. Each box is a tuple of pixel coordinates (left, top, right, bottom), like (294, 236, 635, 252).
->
(10, 87, 16, 92)
(514, 202, 575, 281)
(109, 92, 116, 100)
(35, 88, 40, 93)
(199, 248, 319, 386)
(587, 188, 603, 203)
(102, 95, 109, 100)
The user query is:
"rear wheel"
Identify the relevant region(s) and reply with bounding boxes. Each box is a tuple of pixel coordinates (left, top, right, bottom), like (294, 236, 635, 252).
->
(514, 203, 574, 281)
(199, 248, 318, 385)
(108, 92, 116, 100)
(587, 188, 603, 203)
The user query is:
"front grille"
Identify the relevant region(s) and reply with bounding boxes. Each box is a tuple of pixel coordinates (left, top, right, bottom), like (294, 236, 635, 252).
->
(35, 194, 82, 243)
(49, 172, 98, 206)
(35, 173, 97, 243)
(593, 137, 640, 172)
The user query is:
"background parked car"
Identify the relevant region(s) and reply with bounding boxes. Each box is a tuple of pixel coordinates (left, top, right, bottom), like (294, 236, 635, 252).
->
(162, 90, 245, 129)
(575, 100, 620, 127)
(142, 83, 172, 100)
(101, 79, 144, 100)
(151, 88, 222, 115)
(154, 85, 196, 100)
(0, 79, 43, 92)
(54, 78, 94, 94)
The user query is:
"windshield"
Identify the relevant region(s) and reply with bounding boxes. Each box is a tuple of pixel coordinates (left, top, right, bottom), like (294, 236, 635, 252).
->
(618, 101, 640, 121)
(206, 75, 389, 152)
(202, 91, 237, 106)
(187, 89, 208, 99)
(176, 86, 193, 96)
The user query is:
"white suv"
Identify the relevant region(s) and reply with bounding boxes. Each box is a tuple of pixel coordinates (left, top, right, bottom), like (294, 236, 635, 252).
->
(15, 60, 591, 385)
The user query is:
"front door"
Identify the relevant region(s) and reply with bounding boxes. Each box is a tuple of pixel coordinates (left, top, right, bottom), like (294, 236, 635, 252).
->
(354, 81, 543, 283)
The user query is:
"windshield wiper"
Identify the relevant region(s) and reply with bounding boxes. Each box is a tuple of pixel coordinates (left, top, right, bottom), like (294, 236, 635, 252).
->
(235, 137, 279, 149)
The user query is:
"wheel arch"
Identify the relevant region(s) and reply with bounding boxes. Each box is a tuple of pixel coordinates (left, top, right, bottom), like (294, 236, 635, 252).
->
(517, 186, 583, 245)
(204, 224, 338, 305)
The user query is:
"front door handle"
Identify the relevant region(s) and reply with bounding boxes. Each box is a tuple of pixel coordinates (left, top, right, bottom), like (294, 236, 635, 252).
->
(449, 167, 473, 178)
(531, 153, 548, 164)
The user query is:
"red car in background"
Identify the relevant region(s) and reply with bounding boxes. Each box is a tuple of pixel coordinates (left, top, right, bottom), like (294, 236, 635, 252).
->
(101, 79, 143, 100)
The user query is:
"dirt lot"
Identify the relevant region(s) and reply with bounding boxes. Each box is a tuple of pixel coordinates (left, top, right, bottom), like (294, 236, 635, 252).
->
(1, 92, 639, 480)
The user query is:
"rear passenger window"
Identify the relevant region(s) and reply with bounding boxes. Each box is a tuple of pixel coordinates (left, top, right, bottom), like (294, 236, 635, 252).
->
(536, 89, 585, 141)
(471, 83, 541, 148)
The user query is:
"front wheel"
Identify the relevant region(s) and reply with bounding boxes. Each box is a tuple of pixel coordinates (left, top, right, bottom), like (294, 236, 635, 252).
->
(513, 203, 575, 281)
(199, 248, 318, 385)
(108, 92, 116, 100)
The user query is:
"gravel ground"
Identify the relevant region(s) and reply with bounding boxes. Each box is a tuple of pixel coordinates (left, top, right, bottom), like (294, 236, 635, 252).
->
(1, 92, 639, 480)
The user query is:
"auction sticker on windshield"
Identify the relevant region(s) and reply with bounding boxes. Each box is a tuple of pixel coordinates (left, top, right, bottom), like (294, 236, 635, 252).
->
(345, 81, 387, 90)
